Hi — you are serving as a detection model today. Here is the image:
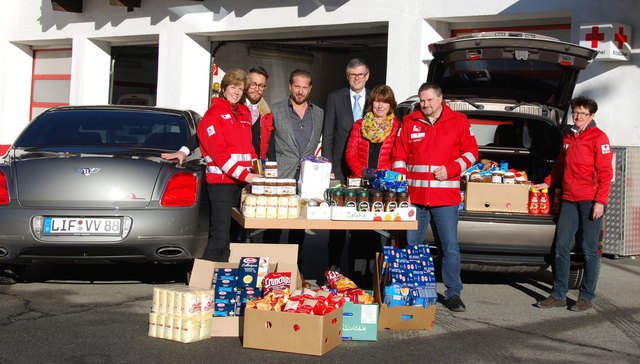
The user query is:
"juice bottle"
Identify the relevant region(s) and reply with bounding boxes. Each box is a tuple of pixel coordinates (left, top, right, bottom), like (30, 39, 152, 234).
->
(551, 187, 562, 215)
(539, 188, 550, 215)
(528, 188, 540, 215)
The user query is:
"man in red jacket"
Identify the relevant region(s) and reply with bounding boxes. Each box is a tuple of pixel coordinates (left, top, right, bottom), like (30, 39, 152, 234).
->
(535, 96, 613, 311)
(392, 82, 478, 312)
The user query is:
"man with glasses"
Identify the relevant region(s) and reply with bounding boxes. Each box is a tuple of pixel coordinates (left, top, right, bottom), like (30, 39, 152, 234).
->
(322, 58, 371, 183)
(535, 96, 613, 312)
(245, 67, 275, 161)
(322, 58, 371, 274)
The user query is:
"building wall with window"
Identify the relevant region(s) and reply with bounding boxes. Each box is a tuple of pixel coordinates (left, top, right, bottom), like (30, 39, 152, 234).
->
(0, 0, 638, 153)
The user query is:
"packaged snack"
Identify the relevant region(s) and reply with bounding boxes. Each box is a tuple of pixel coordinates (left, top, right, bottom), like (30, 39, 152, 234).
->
(283, 299, 300, 313)
(262, 272, 292, 293)
(325, 270, 357, 292)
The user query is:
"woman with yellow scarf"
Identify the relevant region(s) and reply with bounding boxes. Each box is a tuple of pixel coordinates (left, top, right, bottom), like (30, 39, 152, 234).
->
(344, 85, 400, 288)
(345, 85, 400, 177)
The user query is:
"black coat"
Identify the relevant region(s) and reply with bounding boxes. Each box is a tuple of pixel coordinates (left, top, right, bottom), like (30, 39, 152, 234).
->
(321, 87, 371, 182)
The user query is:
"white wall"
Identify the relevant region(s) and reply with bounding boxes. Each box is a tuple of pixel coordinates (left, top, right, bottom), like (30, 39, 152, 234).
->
(1, 0, 638, 147)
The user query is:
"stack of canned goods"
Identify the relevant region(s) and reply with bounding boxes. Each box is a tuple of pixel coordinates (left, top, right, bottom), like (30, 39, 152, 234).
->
(324, 187, 410, 212)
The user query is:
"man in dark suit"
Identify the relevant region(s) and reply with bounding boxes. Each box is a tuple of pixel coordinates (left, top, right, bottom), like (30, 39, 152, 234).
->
(322, 58, 371, 182)
(321, 58, 371, 273)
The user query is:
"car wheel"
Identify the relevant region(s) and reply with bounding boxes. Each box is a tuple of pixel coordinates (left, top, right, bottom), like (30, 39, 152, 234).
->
(568, 267, 584, 290)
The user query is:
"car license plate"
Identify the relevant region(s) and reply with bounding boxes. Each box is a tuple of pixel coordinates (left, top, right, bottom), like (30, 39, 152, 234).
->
(43, 217, 122, 236)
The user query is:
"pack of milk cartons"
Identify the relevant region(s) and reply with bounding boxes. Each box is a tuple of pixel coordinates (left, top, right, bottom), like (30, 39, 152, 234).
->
(148, 286, 214, 343)
(381, 246, 438, 308)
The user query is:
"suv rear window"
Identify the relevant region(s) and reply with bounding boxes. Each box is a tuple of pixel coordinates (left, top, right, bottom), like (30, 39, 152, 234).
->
(441, 59, 564, 103)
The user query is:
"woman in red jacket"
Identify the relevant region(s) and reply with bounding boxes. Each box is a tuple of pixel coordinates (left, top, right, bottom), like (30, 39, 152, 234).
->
(344, 85, 400, 288)
(534, 96, 613, 311)
(345, 84, 400, 177)
(197, 69, 260, 261)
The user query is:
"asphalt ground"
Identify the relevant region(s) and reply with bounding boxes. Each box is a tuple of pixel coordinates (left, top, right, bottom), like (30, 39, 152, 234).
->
(1, 233, 639, 363)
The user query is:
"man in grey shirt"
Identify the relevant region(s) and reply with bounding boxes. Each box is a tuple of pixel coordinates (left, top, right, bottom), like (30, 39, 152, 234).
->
(270, 69, 324, 179)
(269, 69, 324, 272)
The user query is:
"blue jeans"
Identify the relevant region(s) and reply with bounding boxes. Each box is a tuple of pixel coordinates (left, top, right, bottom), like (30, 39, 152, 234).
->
(407, 204, 462, 299)
(551, 200, 602, 302)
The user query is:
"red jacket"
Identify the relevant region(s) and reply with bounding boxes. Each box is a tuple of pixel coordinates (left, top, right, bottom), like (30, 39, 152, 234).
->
(345, 116, 400, 177)
(392, 104, 478, 207)
(544, 121, 613, 204)
(197, 98, 257, 185)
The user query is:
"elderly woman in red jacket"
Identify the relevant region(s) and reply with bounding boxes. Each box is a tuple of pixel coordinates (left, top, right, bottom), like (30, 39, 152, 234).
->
(343, 84, 400, 288)
(345, 85, 400, 177)
(534, 96, 613, 311)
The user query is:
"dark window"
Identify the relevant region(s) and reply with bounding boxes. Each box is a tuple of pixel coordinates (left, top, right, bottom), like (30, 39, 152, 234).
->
(441, 59, 563, 103)
(14, 109, 189, 151)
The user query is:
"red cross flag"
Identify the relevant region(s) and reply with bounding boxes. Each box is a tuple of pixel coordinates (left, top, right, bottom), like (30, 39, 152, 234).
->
(580, 23, 631, 61)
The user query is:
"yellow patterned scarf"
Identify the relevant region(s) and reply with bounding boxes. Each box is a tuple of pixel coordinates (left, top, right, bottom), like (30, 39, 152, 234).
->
(361, 112, 394, 143)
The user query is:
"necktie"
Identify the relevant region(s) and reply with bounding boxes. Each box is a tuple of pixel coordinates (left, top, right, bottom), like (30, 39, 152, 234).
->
(353, 95, 362, 121)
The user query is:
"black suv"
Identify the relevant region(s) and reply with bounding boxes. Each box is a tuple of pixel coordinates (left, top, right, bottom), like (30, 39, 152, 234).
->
(395, 32, 598, 288)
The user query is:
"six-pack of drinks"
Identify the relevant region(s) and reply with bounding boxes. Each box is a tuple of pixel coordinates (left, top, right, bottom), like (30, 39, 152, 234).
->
(381, 246, 438, 308)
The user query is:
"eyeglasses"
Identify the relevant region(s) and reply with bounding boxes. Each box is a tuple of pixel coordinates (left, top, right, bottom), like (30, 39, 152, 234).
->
(572, 111, 592, 118)
(249, 82, 267, 91)
(348, 72, 368, 79)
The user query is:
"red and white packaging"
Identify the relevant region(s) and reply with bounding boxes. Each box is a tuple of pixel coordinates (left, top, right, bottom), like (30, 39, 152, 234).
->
(262, 272, 292, 293)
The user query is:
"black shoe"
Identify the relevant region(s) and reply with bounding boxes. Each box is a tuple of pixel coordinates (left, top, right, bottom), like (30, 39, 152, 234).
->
(446, 295, 466, 312)
(0, 269, 19, 285)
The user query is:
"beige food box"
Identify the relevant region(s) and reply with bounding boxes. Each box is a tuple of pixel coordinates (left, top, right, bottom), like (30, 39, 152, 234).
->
(465, 182, 530, 213)
(330, 206, 417, 221)
(243, 306, 343, 356)
(374, 253, 436, 331)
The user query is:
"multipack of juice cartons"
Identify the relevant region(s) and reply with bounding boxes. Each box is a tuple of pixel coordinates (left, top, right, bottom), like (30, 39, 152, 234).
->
(148, 286, 214, 343)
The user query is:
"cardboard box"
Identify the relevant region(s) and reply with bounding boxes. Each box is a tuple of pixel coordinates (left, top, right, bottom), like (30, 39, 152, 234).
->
(301, 204, 331, 220)
(188, 243, 301, 337)
(342, 301, 378, 341)
(243, 307, 343, 356)
(331, 206, 416, 221)
(465, 182, 530, 213)
(374, 253, 436, 331)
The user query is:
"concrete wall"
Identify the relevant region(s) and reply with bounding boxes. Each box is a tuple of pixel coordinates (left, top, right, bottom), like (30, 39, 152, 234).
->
(1, 0, 638, 148)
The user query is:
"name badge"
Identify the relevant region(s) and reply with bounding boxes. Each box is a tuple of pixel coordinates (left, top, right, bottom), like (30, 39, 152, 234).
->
(411, 132, 425, 139)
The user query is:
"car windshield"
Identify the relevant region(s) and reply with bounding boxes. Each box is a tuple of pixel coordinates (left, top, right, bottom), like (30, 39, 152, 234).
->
(440, 59, 564, 104)
(13, 109, 189, 150)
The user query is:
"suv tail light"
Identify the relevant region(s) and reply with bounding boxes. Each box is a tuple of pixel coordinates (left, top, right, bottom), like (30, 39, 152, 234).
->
(160, 172, 198, 207)
(0, 170, 9, 205)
